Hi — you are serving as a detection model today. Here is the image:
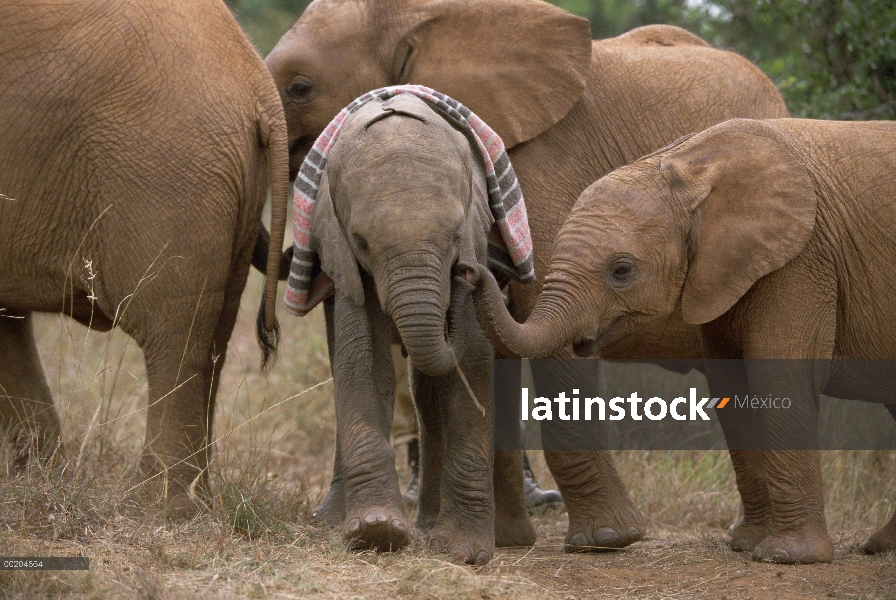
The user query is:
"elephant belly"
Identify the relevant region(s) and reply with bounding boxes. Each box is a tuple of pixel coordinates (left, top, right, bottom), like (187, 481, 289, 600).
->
(0, 271, 112, 330)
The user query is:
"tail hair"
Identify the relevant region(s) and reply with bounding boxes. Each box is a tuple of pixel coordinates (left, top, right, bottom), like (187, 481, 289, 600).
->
(256, 298, 280, 371)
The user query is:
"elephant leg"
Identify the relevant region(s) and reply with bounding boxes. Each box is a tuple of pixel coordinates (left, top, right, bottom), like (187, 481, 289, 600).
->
(410, 365, 444, 534)
(310, 297, 346, 526)
(493, 449, 536, 547)
(747, 361, 832, 563)
(0, 310, 61, 469)
(491, 357, 536, 547)
(332, 287, 410, 552)
(132, 288, 225, 517)
(123, 240, 254, 519)
(725, 450, 774, 551)
(861, 509, 896, 554)
(531, 359, 646, 552)
(420, 293, 495, 565)
(704, 354, 774, 552)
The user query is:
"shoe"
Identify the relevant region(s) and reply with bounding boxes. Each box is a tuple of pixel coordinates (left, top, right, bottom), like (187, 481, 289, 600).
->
(402, 439, 420, 505)
(523, 451, 563, 511)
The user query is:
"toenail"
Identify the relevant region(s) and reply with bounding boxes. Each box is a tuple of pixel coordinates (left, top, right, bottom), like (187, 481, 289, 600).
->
(345, 518, 361, 536)
(363, 513, 386, 525)
(392, 519, 408, 534)
(596, 528, 620, 546)
(451, 544, 473, 561)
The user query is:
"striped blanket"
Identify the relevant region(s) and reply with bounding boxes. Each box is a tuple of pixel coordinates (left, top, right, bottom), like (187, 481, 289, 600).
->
(284, 85, 535, 316)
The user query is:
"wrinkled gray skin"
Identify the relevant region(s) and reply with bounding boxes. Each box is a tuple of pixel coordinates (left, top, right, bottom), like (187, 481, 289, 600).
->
(309, 94, 510, 564)
(0, 0, 289, 516)
(463, 118, 896, 563)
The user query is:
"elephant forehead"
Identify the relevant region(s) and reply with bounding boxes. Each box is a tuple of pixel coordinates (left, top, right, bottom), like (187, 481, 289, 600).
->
(338, 102, 469, 160)
(349, 180, 468, 238)
(331, 116, 472, 206)
(577, 170, 670, 225)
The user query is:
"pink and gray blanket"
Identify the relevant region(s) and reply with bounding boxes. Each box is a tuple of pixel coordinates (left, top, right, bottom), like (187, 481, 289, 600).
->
(284, 85, 535, 316)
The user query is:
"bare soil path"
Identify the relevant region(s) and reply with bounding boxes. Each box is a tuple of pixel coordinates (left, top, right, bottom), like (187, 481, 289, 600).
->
(485, 517, 896, 599)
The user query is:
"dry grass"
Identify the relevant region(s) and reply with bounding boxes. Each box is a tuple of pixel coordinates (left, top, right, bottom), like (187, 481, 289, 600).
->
(1, 272, 894, 599)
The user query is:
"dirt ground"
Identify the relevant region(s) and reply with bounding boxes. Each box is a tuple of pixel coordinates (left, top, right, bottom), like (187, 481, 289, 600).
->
(493, 518, 896, 599)
(4, 512, 894, 599)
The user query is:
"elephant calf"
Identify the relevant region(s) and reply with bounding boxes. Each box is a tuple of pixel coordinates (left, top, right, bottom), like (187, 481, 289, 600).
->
(463, 117, 896, 563)
(279, 88, 536, 564)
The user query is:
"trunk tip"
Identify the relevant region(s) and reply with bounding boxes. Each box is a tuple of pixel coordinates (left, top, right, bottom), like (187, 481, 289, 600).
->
(453, 262, 484, 294)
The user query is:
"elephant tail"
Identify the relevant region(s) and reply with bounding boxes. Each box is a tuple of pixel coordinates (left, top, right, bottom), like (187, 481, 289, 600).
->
(256, 92, 290, 370)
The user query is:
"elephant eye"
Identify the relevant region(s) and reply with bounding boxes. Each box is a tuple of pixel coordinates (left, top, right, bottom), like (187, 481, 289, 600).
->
(613, 265, 630, 279)
(353, 234, 369, 254)
(452, 230, 462, 245)
(608, 257, 636, 286)
(286, 77, 315, 102)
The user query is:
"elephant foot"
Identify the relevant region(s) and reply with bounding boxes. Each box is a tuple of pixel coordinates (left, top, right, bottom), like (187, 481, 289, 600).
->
(564, 523, 645, 553)
(860, 515, 896, 554)
(310, 483, 345, 526)
(430, 526, 494, 565)
(563, 500, 647, 553)
(135, 458, 206, 520)
(730, 522, 773, 552)
(750, 523, 833, 564)
(494, 515, 536, 548)
(344, 508, 411, 552)
(729, 515, 774, 552)
(164, 493, 205, 520)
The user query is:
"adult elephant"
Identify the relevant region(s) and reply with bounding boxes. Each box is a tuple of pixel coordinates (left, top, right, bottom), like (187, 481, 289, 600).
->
(0, 0, 288, 516)
(460, 118, 896, 562)
(264, 0, 789, 551)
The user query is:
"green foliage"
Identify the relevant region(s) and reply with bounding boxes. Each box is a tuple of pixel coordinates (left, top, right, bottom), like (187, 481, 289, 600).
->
(553, 0, 895, 119)
(225, 0, 313, 55)
(551, 0, 699, 39)
(698, 0, 896, 119)
(225, 0, 895, 120)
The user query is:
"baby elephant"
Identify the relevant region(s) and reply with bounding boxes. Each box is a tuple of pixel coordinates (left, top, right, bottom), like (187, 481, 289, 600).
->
(463, 118, 896, 563)
(281, 88, 535, 564)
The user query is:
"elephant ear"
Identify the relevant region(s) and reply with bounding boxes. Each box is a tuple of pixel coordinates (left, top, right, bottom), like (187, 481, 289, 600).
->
(310, 170, 364, 307)
(388, 0, 592, 148)
(661, 126, 817, 325)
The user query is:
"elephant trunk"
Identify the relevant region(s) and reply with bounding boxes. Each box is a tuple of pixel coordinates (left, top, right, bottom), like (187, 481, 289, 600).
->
(457, 262, 571, 359)
(386, 266, 456, 377)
